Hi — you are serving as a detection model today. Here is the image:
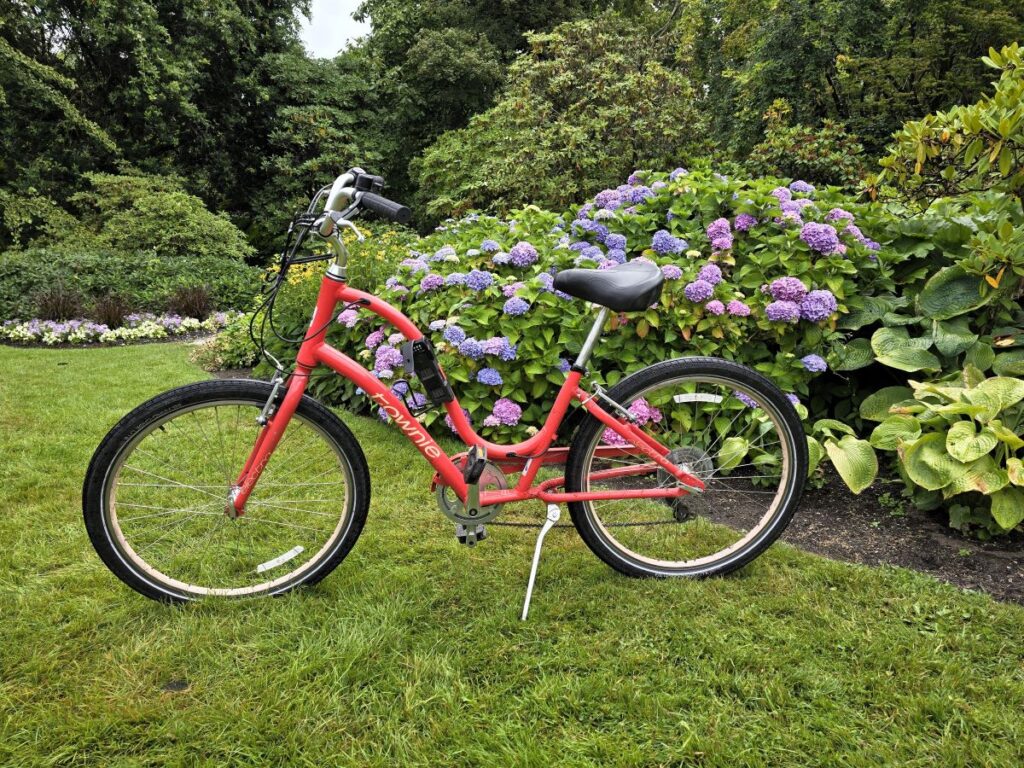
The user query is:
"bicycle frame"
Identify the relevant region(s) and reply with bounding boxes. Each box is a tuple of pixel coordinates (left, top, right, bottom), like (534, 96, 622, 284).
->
(231, 271, 706, 515)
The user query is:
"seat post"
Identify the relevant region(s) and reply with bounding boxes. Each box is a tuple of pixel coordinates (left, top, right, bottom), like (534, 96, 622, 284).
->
(573, 306, 610, 371)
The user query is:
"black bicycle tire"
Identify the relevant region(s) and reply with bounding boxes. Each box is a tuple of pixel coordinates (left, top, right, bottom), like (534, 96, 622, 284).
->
(82, 379, 371, 602)
(565, 357, 807, 578)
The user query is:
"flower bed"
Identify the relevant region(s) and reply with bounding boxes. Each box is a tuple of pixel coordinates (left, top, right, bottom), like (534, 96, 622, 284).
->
(0, 312, 240, 346)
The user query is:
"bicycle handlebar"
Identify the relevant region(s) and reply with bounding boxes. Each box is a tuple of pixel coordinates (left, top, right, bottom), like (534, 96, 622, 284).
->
(359, 192, 411, 224)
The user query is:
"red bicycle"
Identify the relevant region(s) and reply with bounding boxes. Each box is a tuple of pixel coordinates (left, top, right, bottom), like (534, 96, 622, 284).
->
(83, 169, 807, 616)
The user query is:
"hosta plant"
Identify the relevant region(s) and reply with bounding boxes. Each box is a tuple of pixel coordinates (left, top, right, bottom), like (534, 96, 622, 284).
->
(860, 368, 1024, 534)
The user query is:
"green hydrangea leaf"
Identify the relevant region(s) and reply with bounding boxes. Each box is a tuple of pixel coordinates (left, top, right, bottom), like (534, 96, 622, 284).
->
(716, 436, 749, 471)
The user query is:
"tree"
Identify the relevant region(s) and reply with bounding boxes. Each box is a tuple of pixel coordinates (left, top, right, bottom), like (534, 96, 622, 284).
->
(412, 16, 708, 221)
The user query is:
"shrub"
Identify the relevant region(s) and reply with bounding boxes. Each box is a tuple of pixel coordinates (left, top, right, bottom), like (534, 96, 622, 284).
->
(67, 173, 256, 264)
(256, 168, 892, 454)
(745, 100, 866, 189)
(411, 16, 708, 222)
(0, 248, 259, 321)
(191, 313, 260, 371)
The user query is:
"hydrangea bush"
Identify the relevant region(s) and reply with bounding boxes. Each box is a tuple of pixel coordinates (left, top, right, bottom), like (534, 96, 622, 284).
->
(258, 168, 894, 449)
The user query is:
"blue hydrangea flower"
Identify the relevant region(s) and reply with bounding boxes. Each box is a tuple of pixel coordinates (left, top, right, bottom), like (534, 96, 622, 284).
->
(432, 245, 456, 261)
(480, 239, 501, 252)
(661, 264, 683, 280)
(669, 167, 688, 181)
(503, 297, 530, 316)
(466, 269, 494, 291)
(652, 230, 686, 255)
(580, 246, 604, 262)
(800, 222, 840, 255)
(604, 233, 627, 251)
(476, 367, 503, 386)
(801, 354, 828, 372)
(428, 319, 447, 331)
(558, 358, 572, 373)
(491, 252, 511, 265)
(443, 325, 466, 345)
(790, 180, 815, 195)
(445, 272, 467, 286)
(607, 248, 627, 264)
(458, 338, 484, 360)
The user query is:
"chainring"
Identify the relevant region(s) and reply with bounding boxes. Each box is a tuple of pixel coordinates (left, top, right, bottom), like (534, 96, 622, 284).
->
(435, 461, 509, 524)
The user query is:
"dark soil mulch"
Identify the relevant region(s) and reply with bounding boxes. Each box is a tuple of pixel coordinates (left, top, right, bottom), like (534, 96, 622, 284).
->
(214, 367, 1024, 605)
(786, 467, 1023, 605)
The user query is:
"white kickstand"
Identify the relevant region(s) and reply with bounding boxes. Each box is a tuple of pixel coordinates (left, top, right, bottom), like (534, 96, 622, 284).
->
(521, 504, 561, 621)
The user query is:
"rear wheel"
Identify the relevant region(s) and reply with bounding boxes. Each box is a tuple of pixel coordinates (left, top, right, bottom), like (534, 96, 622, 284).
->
(83, 379, 370, 601)
(565, 358, 806, 578)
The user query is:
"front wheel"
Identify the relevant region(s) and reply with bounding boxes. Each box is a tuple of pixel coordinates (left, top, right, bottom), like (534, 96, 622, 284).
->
(83, 379, 370, 602)
(565, 357, 807, 578)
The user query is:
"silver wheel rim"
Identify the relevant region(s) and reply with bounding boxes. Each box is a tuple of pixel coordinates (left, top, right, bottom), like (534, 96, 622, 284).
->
(579, 374, 796, 570)
(101, 399, 354, 597)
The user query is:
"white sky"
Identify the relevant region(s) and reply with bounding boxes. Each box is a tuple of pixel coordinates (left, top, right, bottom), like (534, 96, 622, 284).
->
(298, 0, 370, 58)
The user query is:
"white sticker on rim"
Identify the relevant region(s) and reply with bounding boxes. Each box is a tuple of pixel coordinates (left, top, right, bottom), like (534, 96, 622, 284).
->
(673, 393, 724, 404)
(256, 545, 305, 574)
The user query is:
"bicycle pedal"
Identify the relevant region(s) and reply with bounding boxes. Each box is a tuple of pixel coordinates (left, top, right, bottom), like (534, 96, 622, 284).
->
(455, 523, 487, 546)
(462, 446, 486, 484)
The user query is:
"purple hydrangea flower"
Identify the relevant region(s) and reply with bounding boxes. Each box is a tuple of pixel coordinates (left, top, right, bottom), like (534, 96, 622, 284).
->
(419, 274, 444, 292)
(445, 272, 467, 286)
(594, 189, 623, 210)
(388, 332, 404, 346)
(801, 354, 828, 373)
(826, 208, 854, 222)
(466, 269, 494, 291)
(569, 241, 591, 252)
(598, 259, 617, 270)
(428, 319, 447, 331)
(607, 248, 627, 264)
(337, 309, 359, 327)
(400, 258, 429, 274)
(661, 264, 683, 280)
(480, 239, 501, 252)
(652, 181, 666, 190)
(443, 325, 466, 345)
(706, 218, 733, 251)
(734, 213, 758, 232)
(771, 187, 792, 202)
(697, 263, 723, 285)
(735, 391, 759, 408)
(727, 300, 751, 317)
(627, 171, 641, 185)
(444, 408, 472, 434)
(684, 280, 715, 302)
(624, 185, 654, 205)
(502, 281, 525, 298)
(459, 338, 484, 359)
(385, 277, 403, 290)
(669, 167, 688, 181)
(509, 241, 538, 268)
(652, 230, 686, 255)
(865, 240, 881, 252)
(790, 180, 815, 195)
(503, 297, 530, 316)
(492, 252, 511, 265)
(366, 329, 386, 349)
(705, 300, 725, 315)
(579, 246, 604, 262)
(558, 358, 572, 373)
(432, 245, 456, 261)
(537, 272, 555, 291)
(780, 200, 805, 219)
(476, 367, 503, 386)
(374, 345, 403, 372)
(769, 277, 808, 302)
(483, 398, 523, 427)
(765, 300, 802, 323)
(800, 222, 840, 255)
(787, 393, 801, 406)
(799, 290, 838, 322)
(604, 233, 627, 251)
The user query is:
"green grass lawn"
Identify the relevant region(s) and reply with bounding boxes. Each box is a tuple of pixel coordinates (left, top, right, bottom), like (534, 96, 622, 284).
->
(1, 343, 1023, 767)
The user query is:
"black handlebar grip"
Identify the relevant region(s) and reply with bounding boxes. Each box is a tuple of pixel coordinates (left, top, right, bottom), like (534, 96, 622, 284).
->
(360, 192, 411, 224)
